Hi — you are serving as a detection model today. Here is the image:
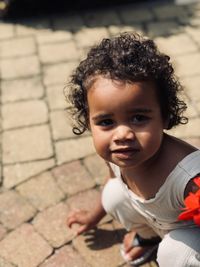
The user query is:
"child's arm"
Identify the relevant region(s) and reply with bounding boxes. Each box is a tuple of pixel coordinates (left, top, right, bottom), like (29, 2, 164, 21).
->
(66, 162, 115, 235)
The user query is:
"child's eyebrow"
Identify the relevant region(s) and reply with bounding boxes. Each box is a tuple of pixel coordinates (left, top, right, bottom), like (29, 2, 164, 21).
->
(91, 113, 113, 121)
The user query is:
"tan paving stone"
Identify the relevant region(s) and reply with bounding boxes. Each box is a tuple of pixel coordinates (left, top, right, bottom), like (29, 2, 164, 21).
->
(185, 26, 200, 45)
(108, 24, 144, 37)
(155, 33, 198, 56)
(3, 125, 53, 164)
(39, 245, 90, 267)
(33, 202, 73, 247)
(119, 7, 154, 23)
(72, 223, 123, 267)
(17, 171, 65, 211)
(2, 100, 48, 130)
(173, 53, 200, 77)
(0, 190, 36, 230)
(52, 14, 84, 31)
(55, 136, 95, 165)
(153, 4, 188, 20)
(43, 61, 77, 86)
(182, 75, 200, 105)
(52, 161, 95, 196)
(183, 137, 200, 149)
(0, 22, 15, 40)
(0, 223, 53, 267)
(0, 258, 15, 267)
(39, 41, 78, 64)
(147, 21, 182, 37)
(83, 154, 108, 185)
(74, 27, 109, 48)
(0, 224, 7, 241)
(50, 110, 75, 140)
(0, 56, 40, 79)
(1, 77, 44, 103)
(16, 18, 50, 36)
(36, 30, 72, 44)
(83, 9, 121, 27)
(3, 159, 55, 189)
(0, 37, 36, 58)
(46, 84, 67, 110)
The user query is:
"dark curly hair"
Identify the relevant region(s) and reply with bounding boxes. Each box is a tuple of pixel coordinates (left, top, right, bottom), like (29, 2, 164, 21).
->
(66, 32, 188, 135)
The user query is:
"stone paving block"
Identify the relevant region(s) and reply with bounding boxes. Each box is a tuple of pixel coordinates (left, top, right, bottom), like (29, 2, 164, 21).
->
(39, 245, 90, 267)
(0, 224, 7, 241)
(108, 24, 144, 37)
(173, 53, 200, 77)
(155, 33, 198, 57)
(3, 159, 55, 189)
(72, 223, 123, 267)
(50, 110, 75, 140)
(168, 117, 200, 138)
(43, 61, 77, 86)
(83, 9, 121, 27)
(153, 4, 188, 20)
(181, 76, 200, 106)
(179, 16, 200, 27)
(52, 14, 84, 31)
(39, 41, 78, 64)
(74, 27, 109, 48)
(0, 258, 15, 267)
(185, 26, 200, 45)
(184, 137, 200, 150)
(1, 77, 44, 103)
(2, 100, 48, 130)
(147, 21, 183, 37)
(55, 136, 95, 165)
(36, 30, 72, 44)
(0, 223, 53, 267)
(83, 154, 108, 185)
(3, 125, 53, 164)
(52, 160, 95, 196)
(0, 190, 36, 230)
(46, 84, 68, 110)
(119, 7, 154, 23)
(0, 56, 40, 79)
(16, 18, 50, 36)
(17, 171, 65, 211)
(33, 202, 73, 247)
(0, 22, 15, 40)
(0, 37, 36, 58)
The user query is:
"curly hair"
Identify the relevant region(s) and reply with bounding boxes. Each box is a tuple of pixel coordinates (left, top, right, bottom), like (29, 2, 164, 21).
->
(66, 32, 188, 135)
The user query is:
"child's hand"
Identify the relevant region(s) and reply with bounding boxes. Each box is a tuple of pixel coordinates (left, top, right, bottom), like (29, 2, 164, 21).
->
(67, 209, 99, 235)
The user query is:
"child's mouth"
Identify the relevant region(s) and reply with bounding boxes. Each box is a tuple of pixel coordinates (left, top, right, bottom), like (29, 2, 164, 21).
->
(111, 148, 139, 159)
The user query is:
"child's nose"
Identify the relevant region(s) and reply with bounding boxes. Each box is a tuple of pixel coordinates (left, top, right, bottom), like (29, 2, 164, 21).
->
(113, 125, 135, 142)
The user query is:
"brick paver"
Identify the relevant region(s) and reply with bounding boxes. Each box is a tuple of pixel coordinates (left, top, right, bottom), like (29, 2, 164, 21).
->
(0, 1, 200, 266)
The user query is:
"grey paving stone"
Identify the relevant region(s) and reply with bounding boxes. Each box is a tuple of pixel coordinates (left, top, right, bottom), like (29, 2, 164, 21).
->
(155, 33, 198, 57)
(52, 14, 84, 31)
(52, 160, 95, 196)
(1, 77, 44, 103)
(46, 84, 67, 110)
(0, 223, 53, 267)
(39, 245, 90, 267)
(55, 136, 95, 165)
(0, 23, 15, 40)
(50, 110, 75, 140)
(147, 21, 183, 37)
(174, 53, 200, 77)
(3, 125, 53, 164)
(43, 61, 77, 86)
(83, 154, 108, 185)
(0, 56, 40, 79)
(0, 37, 36, 58)
(36, 30, 72, 44)
(72, 223, 123, 267)
(33, 202, 73, 248)
(0, 190, 36, 230)
(3, 159, 55, 189)
(119, 7, 154, 23)
(16, 171, 65, 211)
(74, 27, 109, 48)
(2, 100, 48, 130)
(39, 41, 78, 64)
(153, 4, 188, 20)
(16, 18, 50, 36)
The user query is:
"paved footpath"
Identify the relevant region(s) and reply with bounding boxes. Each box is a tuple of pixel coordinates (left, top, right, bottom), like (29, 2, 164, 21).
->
(0, 0, 200, 266)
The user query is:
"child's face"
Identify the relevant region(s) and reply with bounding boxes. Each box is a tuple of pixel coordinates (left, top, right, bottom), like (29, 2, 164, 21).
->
(87, 76, 166, 170)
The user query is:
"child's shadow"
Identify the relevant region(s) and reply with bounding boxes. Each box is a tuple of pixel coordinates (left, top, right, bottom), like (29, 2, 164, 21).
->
(83, 227, 127, 250)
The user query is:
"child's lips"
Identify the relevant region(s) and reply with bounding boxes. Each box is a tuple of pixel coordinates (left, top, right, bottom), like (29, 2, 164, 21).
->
(111, 148, 139, 159)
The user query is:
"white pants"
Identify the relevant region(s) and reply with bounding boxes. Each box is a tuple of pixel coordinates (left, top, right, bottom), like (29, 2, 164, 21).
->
(102, 178, 200, 267)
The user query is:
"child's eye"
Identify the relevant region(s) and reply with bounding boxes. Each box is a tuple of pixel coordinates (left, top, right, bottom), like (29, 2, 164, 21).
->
(131, 115, 150, 124)
(97, 119, 114, 127)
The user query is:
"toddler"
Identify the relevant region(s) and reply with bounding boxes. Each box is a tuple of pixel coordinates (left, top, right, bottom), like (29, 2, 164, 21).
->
(66, 32, 200, 266)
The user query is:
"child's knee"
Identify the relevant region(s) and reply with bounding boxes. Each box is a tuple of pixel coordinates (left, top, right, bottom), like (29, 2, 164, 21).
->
(157, 228, 200, 267)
